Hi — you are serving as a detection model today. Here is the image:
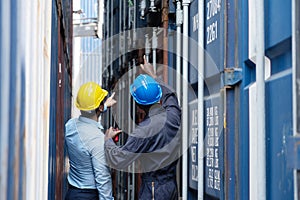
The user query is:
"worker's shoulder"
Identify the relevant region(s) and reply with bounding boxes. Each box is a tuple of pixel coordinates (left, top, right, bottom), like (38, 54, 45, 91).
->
(65, 117, 77, 126)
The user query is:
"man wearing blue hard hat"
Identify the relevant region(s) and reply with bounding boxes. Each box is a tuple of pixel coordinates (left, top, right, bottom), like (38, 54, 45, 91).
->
(105, 56, 181, 200)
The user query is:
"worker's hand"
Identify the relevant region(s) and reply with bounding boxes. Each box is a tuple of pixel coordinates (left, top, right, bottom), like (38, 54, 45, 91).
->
(105, 92, 117, 108)
(105, 127, 122, 141)
(140, 55, 157, 78)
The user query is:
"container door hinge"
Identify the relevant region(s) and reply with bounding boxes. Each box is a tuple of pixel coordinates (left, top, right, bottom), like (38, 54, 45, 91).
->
(287, 135, 300, 169)
(223, 68, 242, 86)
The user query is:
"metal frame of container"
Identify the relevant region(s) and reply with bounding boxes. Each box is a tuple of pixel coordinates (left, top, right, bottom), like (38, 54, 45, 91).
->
(48, 0, 73, 199)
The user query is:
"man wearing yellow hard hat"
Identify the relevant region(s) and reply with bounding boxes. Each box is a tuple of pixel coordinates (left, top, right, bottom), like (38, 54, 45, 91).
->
(64, 82, 120, 200)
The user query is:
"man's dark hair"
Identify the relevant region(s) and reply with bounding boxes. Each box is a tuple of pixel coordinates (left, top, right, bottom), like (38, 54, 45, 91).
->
(81, 96, 107, 118)
(136, 103, 152, 114)
(81, 109, 97, 118)
(130, 96, 154, 124)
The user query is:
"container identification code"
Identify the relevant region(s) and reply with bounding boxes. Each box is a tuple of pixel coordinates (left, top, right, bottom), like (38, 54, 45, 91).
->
(206, 105, 221, 191)
(206, 0, 221, 45)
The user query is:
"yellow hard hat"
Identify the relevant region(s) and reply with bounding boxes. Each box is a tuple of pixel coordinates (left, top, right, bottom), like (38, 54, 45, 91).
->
(75, 82, 108, 111)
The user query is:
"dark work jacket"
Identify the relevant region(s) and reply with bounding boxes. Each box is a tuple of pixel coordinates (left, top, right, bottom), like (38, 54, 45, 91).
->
(105, 78, 181, 199)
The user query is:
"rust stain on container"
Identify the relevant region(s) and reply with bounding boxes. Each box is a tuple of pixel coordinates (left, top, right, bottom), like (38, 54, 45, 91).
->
(44, 37, 49, 59)
(43, 101, 49, 120)
(37, 0, 40, 18)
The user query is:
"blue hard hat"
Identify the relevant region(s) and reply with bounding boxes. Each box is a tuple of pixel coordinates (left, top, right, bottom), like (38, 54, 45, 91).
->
(130, 74, 162, 105)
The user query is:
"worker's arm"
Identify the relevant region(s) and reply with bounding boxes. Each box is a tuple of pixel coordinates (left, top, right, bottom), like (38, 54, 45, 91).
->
(89, 134, 114, 200)
(140, 55, 181, 120)
(104, 133, 147, 170)
(155, 78, 181, 113)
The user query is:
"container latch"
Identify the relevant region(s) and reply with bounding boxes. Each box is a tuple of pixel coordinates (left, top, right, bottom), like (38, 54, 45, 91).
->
(223, 68, 242, 86)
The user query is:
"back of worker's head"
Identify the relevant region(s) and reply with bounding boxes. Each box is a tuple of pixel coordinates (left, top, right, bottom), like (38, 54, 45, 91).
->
(130, 74, 162, 113)
(76, 82, 108, 117)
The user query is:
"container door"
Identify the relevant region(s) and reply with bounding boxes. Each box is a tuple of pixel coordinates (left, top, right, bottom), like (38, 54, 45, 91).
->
(246, 0, 294, 199)
(203, 0, 226, 199)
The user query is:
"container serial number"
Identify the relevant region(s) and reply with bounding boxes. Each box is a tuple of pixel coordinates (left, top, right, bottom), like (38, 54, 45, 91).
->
(206, 21, 218, 45)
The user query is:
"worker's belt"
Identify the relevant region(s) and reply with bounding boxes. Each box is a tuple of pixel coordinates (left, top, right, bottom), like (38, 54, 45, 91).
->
(68, 183, 98, 193)
(142, 174, 175, 183)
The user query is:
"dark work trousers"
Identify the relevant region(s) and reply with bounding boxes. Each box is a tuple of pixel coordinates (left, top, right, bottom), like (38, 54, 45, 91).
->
(65, 184, 99, 200)
(138, 177, 178, 200)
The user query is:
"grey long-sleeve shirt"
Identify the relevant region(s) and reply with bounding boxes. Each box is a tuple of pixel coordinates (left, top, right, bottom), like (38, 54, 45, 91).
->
(105, 79, 181, 177)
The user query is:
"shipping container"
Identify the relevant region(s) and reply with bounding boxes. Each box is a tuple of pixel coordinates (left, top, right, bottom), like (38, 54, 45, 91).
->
(1, 0, 299, 199)
(101, 0, 300, 200)
(0, 0, 72, 199)
(180, 0, 298, 199)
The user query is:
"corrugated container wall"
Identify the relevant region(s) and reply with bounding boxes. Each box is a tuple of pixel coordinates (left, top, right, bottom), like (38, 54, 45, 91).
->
(72, 0, 102, 118)
(0, 0, 72, 199)
(80, 0, 300, 199)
